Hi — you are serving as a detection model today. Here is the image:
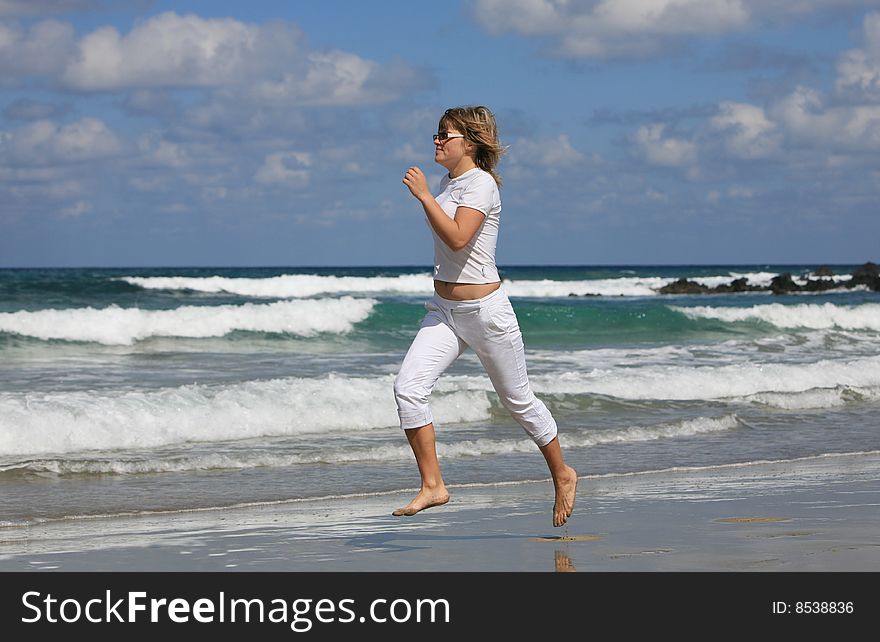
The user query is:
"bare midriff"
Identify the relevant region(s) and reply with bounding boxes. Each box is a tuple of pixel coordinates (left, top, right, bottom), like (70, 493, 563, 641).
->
(433, 279, 501, 301)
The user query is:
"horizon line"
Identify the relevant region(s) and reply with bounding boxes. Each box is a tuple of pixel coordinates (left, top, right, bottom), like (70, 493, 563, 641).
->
(0, 261, 875, 271)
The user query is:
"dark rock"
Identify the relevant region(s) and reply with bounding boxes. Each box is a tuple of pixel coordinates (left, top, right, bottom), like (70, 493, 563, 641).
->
(650, 261, 879, 295)
(851, 262, 879, 279)
(657, 278, 711, 294)
(850, 262, 880, 291)
(770, 273, 799, 294)
(713, 277, 755, 293)
(801, 278, 840, 292)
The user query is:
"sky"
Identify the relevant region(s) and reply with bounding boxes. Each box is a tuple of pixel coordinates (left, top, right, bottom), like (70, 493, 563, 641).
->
(1, 0, 879, 268)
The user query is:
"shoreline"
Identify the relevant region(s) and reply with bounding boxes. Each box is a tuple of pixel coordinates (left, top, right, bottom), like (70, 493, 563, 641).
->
(2, 451, 878, 572)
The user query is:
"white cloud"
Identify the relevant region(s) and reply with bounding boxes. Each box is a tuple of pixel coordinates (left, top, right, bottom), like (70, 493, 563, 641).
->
(137, 134, 191, 168)
(60, 12, 292, 91)
(317, 145, 373, 175)
(152, 141, 189, 167)
(0, 170, 83, 208)
(710, 101, 781, 158)
(59, 199, 91, 218)
(590, 0, 748, 35)
(49, 118, 124, 161)
(29, 11, 424, 107)
(687, 14, 880, 166)
(1, 117, 124, 165)
(252, 50, 416, 106)
(507, 135, 586, 166)
(473, 0, 750, 56)
(474, 0, 749, 57)
(257, 51, 375, 104)
(254, 151, 312, 188)
(633, 124, 697, 167)
(472, 0, 574, 36)
(3, 97, 68, 120)
(836, 12, 880, 101)
(471, 0, 879, 58)
(0, 11, 428, 111)
(0, 19, 75, 78)
(634, 87, 879, 178)
(392, 143, 423, 163)
(771, 85, 880, 149)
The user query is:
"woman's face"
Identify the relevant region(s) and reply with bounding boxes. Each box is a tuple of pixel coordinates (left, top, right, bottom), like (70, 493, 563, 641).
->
(434, 125, 470, 170)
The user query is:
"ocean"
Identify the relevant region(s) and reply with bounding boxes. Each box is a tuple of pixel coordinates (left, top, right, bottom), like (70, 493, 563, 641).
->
(1, 264, 879, 528)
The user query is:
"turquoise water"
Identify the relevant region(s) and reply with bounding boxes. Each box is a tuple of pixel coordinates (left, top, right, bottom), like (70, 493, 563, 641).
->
(1, 264, 878, 526)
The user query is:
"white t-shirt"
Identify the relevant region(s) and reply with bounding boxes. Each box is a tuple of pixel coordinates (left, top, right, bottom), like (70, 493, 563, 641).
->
(429, 167, 502, 284)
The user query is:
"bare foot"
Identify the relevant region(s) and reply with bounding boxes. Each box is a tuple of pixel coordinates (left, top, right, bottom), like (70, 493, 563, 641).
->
(553, 466, 578, 527)
(392, 487, 449, 516)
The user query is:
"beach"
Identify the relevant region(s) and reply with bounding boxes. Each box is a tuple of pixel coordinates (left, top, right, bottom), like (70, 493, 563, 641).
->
(2, 450, 877, 572)
(1, 265, 879, 573)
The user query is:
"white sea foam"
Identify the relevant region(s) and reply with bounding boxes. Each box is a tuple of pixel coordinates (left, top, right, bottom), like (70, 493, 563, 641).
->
(0, 375, 491, 458)
(728, 271, 851, 286)
(121, 271, 791, 298)
(502, 277, 667, 297)
(568, 414, 741, 446)
(121, 274, 434, 297)
(496, 272, 781, 297)
(4, 414, 739, 475)
(0, 297, 377, 345)
(674, 302, 880, 331)
(745, 386, 880, 409)
(444, 354, 880, 402)
(3, 353, 878, 460)
(529, 345, 708, 370)
(444, 415, 740, 455)
(528, 329, 879, 372)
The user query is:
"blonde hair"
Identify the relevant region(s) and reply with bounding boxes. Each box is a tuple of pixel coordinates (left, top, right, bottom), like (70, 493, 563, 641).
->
(439, 105, 505, 186)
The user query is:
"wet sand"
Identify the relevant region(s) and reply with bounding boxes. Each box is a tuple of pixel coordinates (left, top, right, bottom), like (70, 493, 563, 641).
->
(1, 452, 878, 572)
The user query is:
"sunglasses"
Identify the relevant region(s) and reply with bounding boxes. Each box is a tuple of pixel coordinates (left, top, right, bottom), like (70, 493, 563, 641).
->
(433, 132, 465, 142)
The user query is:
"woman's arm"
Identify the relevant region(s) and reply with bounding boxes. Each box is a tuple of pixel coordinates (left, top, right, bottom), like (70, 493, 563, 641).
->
(403, 166, 485, 251)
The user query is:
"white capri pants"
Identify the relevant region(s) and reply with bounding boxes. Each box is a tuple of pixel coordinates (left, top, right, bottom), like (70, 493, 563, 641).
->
(393, 286, 558, 447)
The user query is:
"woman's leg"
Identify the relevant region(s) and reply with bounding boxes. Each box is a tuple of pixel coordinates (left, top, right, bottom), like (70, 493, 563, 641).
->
(392, 423, 449, 516)
(538, 436, 578, 527)
(464, 297, 578, 526)
(393, 304, 467, 516)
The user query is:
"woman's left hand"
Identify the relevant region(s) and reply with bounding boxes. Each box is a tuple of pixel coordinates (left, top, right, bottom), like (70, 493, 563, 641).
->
(403, 166, 430, 202)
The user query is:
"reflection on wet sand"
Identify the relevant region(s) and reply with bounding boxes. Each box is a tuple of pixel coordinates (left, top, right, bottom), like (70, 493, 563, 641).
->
(554, 549, 576, 572)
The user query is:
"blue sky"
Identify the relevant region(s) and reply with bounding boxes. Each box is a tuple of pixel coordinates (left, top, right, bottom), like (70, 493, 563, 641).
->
(1, 0, 879, 267)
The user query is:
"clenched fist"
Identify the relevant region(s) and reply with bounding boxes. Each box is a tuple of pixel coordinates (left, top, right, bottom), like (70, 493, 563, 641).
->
(402, 166, 430, 202)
